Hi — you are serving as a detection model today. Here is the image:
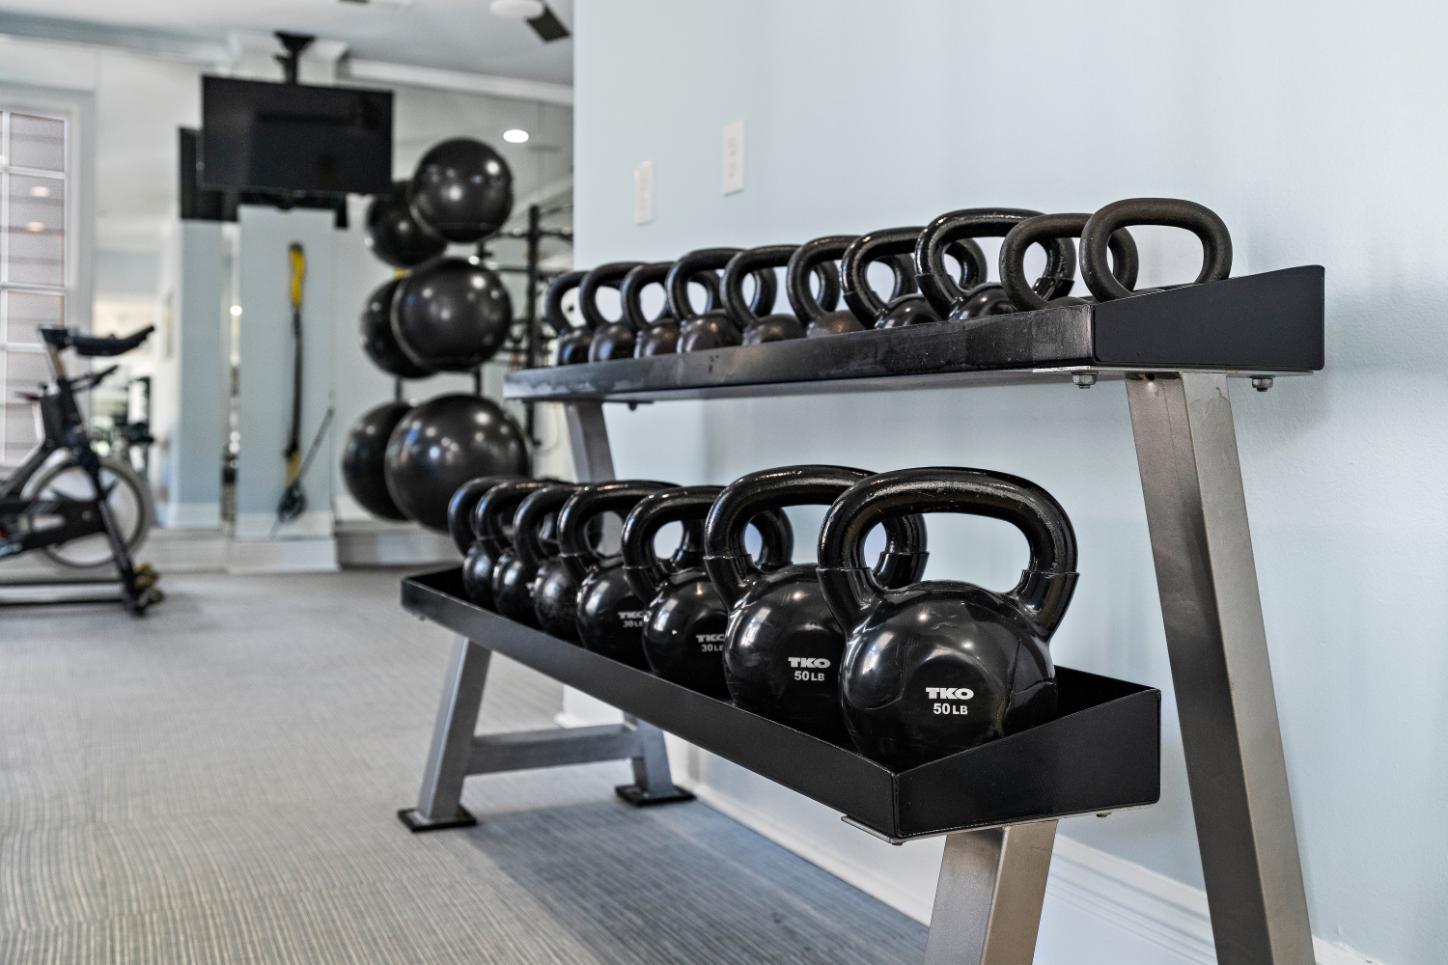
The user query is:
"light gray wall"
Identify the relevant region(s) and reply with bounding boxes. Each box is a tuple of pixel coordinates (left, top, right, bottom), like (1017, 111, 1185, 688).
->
(94, 249, 160, 299)
(572, 2, 1448, 963)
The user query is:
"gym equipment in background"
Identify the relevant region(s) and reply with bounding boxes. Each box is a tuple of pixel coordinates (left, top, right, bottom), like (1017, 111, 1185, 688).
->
(556, 480, 674, 667)
(1079, 197, 1232, 300)
(999, 212, 1140, 309)
(913, 207, 1073, 320)
(392, 258, 512, 372)
(622, 486, 793, 697)
(626, 260, 722, 357)
(341, 400, 415, 521)
(383, 394, 528, 532)
(722, 244, 840, 345)
(0, 326, 161, 614)
(580, 261, 645, 361)
(541, 270, 593, 365)
(276, 242, 311, 526)
(820, 468, 1077, 769)
(364, 180, 447, 268)
(705, 466, 927, 742)
(409, 137, 515, 243)
(360, 278, 433, 379)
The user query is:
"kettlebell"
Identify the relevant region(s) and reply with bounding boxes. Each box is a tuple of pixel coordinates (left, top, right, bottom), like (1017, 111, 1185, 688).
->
(842, 227, 989, 329)
(621, 486, 794, 696)
(915, 208, 1075, 320)
(462, 477, 537, 609)
(723, 244, 840, 345)
(542, 270, 592, 366)
(818, 468, 1078, 769)
(581, 261, 645, 361)
(625, 260, 722, 357)
(787, 236, 924, 337)
(558, 479, 680, 666)
(476, 479, 556, 624)
(668, 248, 778, 352)
(448, 474, 517, 557)
(999, 213, 1139, 309)
(1079, 198, 1232, 301)
(705, 466, 928, 742)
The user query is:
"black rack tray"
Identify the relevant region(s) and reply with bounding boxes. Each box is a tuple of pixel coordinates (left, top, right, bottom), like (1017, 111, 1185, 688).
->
(503, 266, 1323, 403)
(403, 568, 1162, 841)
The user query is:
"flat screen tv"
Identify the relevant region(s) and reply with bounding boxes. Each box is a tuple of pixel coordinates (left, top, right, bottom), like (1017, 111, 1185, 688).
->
(200, 76, 392, 195)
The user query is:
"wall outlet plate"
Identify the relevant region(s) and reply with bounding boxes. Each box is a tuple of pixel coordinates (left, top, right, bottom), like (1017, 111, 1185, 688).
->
(633, 160, 655, 224)
(722, 120, 744, 195)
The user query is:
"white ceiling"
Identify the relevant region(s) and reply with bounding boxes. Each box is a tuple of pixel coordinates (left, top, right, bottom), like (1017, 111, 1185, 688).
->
(0, 0, 575, 83)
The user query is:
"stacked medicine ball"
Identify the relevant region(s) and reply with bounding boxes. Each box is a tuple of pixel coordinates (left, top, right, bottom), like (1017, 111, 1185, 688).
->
(341, 138, 530, 531)
(540, 197, 1232, 363)
(449, 466, 1078, 771)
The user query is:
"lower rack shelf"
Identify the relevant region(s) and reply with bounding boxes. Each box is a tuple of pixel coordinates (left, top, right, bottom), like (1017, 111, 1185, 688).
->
(403, 567, 1162, 841)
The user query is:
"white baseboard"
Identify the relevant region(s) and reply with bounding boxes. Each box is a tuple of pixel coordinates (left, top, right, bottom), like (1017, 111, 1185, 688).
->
(334, 520, 457, 568)
(225, 536, 338, 574)
(157, 500, 221, 529)
(233, 510, 334, 542)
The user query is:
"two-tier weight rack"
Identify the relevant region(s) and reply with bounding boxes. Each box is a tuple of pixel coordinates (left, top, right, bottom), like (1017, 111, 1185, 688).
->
(398, 265, 1324, 965)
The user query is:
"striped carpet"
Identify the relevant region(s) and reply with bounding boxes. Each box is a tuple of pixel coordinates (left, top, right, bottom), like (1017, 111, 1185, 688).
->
(0, 569, 925, 964)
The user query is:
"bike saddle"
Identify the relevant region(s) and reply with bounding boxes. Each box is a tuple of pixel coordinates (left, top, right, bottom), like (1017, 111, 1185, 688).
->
(40, 325, 155, 357)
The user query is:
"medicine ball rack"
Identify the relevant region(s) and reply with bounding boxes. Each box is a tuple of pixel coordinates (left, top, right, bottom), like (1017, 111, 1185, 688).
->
(400, 264, 1325, 965)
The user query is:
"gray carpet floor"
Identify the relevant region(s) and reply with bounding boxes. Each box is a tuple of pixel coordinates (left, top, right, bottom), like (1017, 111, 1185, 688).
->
(0, 569, 925, 964)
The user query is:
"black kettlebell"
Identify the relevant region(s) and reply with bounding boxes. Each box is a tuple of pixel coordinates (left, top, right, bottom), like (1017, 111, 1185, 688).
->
(476, 479, 555, 624)
(1079, 198, 1232, 301)
(542, 270, 593, 365)
(787, 236, 923, 337)
(819, 468, 1078, 769)
(723, 244, 840, 345)
(842, 227, 989, 329)
(581, 261, 645, 361)
(705, 466, 928, 742)
(625, 260, 723, 357)
(999, 213, 1139, 309)
(558, 479, 678, 666)
(462, 477, 535, 609)
(667, 248, 778, 352)
(448, 474, 517, 557)
(915, 208, 1075, 320)
(621, 486, 794, 697)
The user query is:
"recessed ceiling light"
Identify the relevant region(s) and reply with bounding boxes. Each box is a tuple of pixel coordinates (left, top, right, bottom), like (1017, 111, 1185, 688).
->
(24, 221, 44, 233)
(503, 128, 530, 144)
(230, 305, 243, 317)
(490, 0, 544, 19)
(29, 185, 50, 198)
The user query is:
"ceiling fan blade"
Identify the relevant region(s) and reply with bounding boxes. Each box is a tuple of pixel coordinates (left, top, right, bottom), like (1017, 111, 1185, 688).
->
(527, 4, 570, 42)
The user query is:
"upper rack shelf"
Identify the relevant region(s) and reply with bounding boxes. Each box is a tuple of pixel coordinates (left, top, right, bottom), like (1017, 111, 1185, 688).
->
(503, 266, 1323, 403)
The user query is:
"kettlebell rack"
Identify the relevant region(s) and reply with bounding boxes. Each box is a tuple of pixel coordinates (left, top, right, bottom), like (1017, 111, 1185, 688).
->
(400, 264, 1325, 965)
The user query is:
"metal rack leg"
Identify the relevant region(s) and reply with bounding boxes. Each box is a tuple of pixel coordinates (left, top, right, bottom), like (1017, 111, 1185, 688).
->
(399, 635, 491, 831)
(615, 714, 694, 806)
(923, 820, 1057, 965)
(1126, 373, 1313, 964)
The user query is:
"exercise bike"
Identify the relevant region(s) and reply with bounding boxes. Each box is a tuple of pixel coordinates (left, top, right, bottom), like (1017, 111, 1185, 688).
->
(0, 325, 161, 614)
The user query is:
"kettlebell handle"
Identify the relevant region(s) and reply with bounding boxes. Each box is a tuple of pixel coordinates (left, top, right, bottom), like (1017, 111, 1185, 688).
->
(842, 227, 989, 323)
(817, 467, 1078, 639)
(999, 213, 1139, 311)
(914, 208, 1074, 316)
(473, 479, 554, 556)
(665, 248, 752, 320)
(541, 270, 588, 337)
(787, 235, 918, 323)
(513, 483, 579, 569)
(724, 244, 839, 329)
(578, 261, 644, 332)
(1079, 198, 1232, 302)
(704, 464, 929, 608)
(621, 261, 721, 330)
(622, 486, 794, 601)
(556, 479, 673, 581)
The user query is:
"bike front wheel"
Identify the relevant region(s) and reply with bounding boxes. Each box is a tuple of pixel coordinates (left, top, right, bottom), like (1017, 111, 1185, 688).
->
(26, 456, 154, 569)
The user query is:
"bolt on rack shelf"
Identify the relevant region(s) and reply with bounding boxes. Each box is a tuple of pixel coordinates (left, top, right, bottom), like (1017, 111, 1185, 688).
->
(399, 265, 1325, 965)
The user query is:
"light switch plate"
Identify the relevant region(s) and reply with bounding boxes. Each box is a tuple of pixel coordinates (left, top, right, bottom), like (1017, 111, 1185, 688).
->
(634, 160, 655, 224)
(722, 120, 745, 195)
